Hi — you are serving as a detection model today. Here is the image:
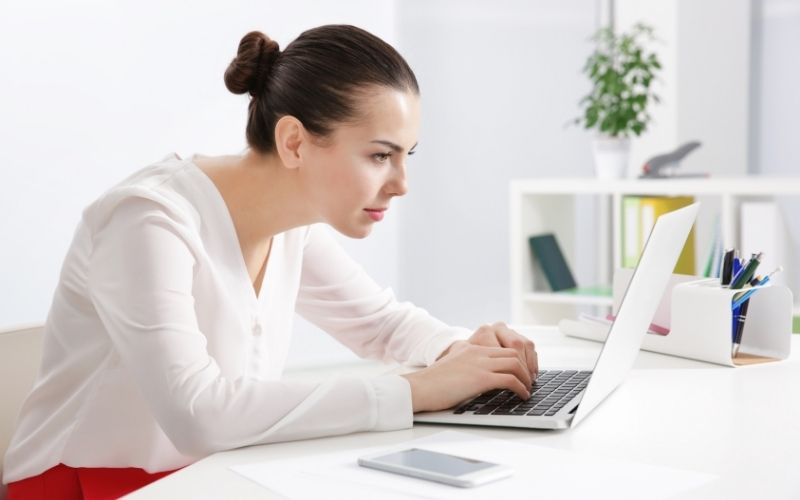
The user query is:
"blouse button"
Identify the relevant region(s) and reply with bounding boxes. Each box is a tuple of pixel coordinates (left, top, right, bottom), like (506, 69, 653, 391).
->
(252, 323, 262, 336)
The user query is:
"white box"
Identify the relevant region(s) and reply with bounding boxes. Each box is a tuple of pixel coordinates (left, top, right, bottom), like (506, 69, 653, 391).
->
(559, 273, 793, 367)
(652, 279, 792, 366)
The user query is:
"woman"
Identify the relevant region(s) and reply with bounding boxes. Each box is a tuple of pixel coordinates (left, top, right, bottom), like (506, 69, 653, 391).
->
(4, 25, 537, 499)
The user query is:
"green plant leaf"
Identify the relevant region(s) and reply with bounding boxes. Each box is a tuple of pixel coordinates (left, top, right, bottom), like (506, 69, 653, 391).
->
(574, 23, 661, 136)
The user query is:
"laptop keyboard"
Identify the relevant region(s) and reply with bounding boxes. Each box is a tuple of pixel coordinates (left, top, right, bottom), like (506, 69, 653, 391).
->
(453, 370, 591, 417)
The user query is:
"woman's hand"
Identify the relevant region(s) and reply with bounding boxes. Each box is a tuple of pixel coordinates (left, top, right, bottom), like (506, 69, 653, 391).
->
(437, 322, 538, 379)
(400, 323, 538, 413)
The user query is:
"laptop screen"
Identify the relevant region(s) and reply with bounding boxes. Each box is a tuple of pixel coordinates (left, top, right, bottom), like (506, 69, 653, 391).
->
(571, 203, 699, 427)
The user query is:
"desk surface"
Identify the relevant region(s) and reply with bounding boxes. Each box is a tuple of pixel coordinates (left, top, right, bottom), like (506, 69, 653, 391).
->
(128, 327, 800, 500)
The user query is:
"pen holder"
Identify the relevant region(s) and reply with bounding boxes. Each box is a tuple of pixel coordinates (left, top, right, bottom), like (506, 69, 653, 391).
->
(644, 279, 793, 366)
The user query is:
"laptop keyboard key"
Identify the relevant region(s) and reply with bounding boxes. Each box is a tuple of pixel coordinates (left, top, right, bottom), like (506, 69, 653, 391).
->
(452, 369, 592, 419)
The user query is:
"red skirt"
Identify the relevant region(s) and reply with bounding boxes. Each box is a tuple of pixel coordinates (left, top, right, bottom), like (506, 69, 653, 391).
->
(7, 463, 178, 500)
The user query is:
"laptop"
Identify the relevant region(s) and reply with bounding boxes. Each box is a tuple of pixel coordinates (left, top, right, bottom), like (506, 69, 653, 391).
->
(414, 203, 700, 430)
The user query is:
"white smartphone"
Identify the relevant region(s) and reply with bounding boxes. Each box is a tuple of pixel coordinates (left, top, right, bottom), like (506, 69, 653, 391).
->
(357, 447, 513, 488)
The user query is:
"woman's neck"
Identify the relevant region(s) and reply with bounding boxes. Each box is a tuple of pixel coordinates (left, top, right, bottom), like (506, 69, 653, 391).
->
(194, 150, 319, 244)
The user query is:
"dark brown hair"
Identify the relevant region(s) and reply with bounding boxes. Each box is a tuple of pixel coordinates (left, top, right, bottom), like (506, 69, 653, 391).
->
(224, 25, 419, 154)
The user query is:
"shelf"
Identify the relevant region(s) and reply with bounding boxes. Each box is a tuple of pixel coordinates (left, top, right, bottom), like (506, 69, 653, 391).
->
(512, 177, 800, 196)
(523, 292, 613, 307)
(510, 176, 800, 325)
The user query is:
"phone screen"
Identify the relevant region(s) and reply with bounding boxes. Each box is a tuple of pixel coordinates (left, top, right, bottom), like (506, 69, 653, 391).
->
(370, 448, 497, 477)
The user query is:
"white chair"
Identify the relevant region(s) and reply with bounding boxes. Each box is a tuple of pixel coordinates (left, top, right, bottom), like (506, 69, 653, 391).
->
(0, 324, 44, 500)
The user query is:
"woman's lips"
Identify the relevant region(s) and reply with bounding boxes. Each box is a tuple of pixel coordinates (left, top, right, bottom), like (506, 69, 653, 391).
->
(364, 208, 386, 221)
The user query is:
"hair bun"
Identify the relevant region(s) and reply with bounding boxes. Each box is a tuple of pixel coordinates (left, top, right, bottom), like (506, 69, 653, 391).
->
(224, 31, 280, 96)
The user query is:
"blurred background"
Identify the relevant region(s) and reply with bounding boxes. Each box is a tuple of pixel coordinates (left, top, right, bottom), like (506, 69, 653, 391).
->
(1, 0, 797, 367)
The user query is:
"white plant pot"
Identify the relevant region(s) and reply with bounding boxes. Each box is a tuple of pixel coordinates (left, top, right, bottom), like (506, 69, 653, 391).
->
(591, 136, 631, 179)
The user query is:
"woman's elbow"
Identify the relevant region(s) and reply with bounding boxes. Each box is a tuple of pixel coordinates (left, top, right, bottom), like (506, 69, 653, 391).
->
(163, 416, 227, 457)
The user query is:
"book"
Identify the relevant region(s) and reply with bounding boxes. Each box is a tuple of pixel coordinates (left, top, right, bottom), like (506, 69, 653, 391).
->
(528, 233, 577, 291)
(740, 201, 789, 287)
(621, 196, 641, 268)
(621, 195, 696, 274)
(558, 285, 612, 297)
(703, 215, 722, 278)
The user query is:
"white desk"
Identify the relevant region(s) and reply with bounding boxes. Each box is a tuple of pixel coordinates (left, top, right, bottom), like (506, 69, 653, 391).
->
(128, 327, 800, 499)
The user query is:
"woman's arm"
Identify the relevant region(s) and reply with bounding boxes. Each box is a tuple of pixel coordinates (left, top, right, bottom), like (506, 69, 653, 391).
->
(295, 224, 471, 367)
(88, 199, 412, 456)
(294, 225, 538, 413)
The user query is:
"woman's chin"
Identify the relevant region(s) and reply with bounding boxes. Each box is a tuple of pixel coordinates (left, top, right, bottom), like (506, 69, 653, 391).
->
(332, 221, 373, 239)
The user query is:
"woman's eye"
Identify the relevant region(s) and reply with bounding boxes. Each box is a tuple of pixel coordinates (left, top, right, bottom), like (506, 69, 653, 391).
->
(373, 153, 391, 163)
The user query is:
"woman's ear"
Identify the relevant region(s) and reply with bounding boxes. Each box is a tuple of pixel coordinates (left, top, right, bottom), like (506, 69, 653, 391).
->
(274, 116, 305, 169)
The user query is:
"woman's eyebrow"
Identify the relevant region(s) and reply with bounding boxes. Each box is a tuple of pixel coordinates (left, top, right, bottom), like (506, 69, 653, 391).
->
(370, 140, 418, 153)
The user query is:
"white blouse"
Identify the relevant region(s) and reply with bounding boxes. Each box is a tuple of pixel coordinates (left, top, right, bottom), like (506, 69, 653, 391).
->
(3, 154, 470, 483)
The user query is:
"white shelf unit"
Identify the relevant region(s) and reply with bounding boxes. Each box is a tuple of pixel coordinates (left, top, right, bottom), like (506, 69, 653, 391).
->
(510, 177, 800, 325)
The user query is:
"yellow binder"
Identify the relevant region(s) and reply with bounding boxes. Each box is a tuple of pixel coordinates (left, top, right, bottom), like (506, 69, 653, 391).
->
(621, 196, 642, 268)
(639, 196, 696, 274)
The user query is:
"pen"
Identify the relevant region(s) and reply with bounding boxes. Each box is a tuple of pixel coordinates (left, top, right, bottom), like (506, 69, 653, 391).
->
(731, 275, 760, 343)
(732, 300, 750, 358)
(721, 249, 735, 286)
(730, 253, 742, 286)
(730, 252, 763, 289)
(731, 275, 764, 309)
(731, 266, 784, 310)
(731, 267, 783, 357)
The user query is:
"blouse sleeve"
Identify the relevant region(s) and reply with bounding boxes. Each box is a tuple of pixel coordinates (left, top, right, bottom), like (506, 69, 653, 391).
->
(295, 224, 472, 367)
(87, 198, 412, 458)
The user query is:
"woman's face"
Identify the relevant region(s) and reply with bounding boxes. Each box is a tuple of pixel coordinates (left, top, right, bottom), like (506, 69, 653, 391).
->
(301, 87, 420, 238)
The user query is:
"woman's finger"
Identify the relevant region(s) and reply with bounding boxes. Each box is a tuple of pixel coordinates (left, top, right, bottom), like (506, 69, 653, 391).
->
(492, 373, 530, 400)
(480, 346, 520, 359)
(469, 324, 502, 347)
(485, 356, 532, 391)
(494, 325, 535, 377)
(528, 346, 538, 379)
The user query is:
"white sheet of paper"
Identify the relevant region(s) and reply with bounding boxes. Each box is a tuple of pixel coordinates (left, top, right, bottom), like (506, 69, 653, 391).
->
(230, 430, 717, 499)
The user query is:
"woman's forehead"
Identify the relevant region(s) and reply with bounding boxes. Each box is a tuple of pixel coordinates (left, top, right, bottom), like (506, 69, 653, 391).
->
(338, 88, 420, 145)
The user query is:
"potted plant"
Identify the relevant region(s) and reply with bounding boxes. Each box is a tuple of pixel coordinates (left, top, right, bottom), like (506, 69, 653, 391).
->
(575, 23, 662, 179)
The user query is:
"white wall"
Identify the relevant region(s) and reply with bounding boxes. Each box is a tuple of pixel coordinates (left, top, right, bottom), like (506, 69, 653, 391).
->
(756, 0, 800, 176)
(393, 0, 598, 328)
(676, 0, 751, 177)
(615, 0, 751, 177)
(613, 0, 679, 177)
(0, 0, 603, 368)
(0, 0, 397, 367)
(5, 0, 793, 370)
(753, 0, 800, 289)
